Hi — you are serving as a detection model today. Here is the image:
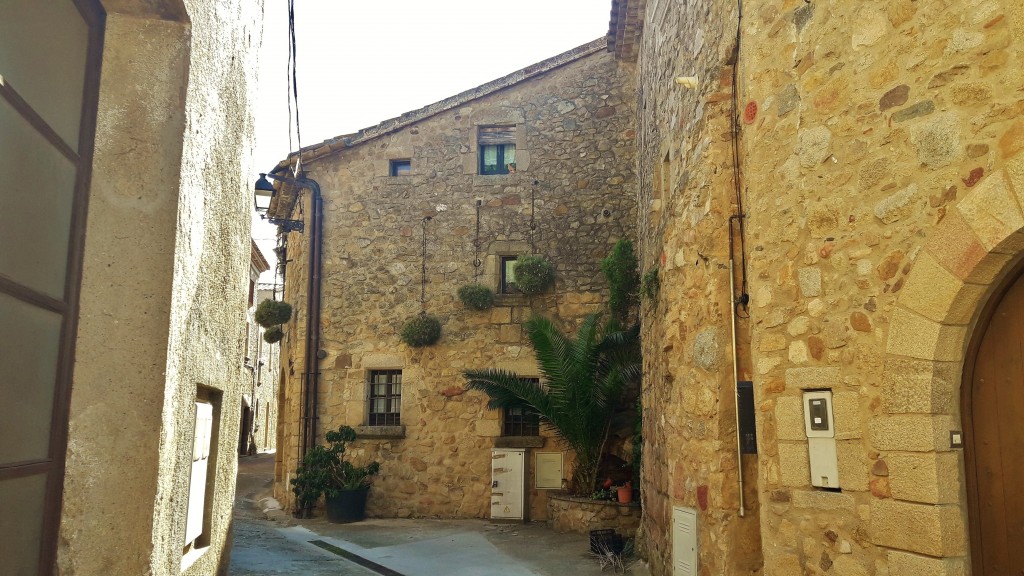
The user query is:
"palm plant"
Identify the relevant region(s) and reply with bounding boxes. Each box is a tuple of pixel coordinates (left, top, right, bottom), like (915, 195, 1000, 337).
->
(464, 314, 640, 494)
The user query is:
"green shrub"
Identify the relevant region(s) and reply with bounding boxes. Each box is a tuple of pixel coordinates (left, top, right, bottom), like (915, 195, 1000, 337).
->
(512, 255, 555, 295)
(400, 313, 442, 347)
(263, 326, 284, 344)
(457, 283, 495, 310)
(601, 239, 640, 323)
(254, 299, 293, 328)
(641, 267, 660, 301)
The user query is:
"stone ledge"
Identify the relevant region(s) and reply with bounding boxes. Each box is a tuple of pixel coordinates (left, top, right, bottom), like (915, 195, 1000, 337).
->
(353, 425, 406, 439)
(494, 436, 545, 448)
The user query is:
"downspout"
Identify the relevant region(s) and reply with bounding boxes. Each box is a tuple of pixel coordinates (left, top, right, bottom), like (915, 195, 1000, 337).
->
(728, 255, 744, 518)
(306, 177, 323, 454)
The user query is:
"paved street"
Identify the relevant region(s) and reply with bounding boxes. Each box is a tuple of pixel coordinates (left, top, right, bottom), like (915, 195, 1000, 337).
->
(228, 453, 650, 575)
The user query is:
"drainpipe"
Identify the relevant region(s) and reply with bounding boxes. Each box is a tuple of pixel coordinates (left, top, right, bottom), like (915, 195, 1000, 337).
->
(729, 257, 745, 518)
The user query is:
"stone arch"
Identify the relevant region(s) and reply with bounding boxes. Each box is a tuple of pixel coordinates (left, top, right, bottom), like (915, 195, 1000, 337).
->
(873, 161, 1024, 568)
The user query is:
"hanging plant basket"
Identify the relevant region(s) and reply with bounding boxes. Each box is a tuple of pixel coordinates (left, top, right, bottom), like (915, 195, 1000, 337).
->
(263, 326, 285, 344)
(457, 283, 496, 311)
(400, 313, 442, 347)
(513, 255, 555, 295)
(255, 299, 293, 328)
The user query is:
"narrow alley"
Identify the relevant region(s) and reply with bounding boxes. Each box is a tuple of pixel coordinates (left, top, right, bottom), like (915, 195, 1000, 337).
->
(229, 454, 650, 575)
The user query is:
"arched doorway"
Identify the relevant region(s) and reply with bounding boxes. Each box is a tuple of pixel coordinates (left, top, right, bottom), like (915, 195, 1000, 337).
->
(964, 265, 1024, 575)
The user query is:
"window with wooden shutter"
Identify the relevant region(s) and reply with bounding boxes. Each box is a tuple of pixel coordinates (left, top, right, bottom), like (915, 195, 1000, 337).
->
(479, 125, 517, 175)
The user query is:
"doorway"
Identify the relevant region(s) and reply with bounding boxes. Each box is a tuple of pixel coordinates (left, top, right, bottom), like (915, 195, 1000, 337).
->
(964, 267, 1024, 574)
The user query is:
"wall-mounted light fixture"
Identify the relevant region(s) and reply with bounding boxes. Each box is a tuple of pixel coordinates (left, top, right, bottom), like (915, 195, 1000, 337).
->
(675, 76, 699, 90)
(254, 172, 312, 233)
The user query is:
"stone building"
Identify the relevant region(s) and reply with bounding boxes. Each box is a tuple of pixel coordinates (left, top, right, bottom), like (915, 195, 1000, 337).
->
(0, 0, 263, 574)
(266, 39, 637, 520)
(612, 0, 1024, 574)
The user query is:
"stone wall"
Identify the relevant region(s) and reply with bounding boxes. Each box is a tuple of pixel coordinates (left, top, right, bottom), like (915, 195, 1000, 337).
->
(629, 0, 764, 574)
(628, 0, 1024, 573)
(740, 1, 1024, 573)
(273, 43, 637, 522)
(59, 1, 263, 574)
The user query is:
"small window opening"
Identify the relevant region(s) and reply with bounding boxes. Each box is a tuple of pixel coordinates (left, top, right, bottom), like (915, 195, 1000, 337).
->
(390, 159, 411, 176)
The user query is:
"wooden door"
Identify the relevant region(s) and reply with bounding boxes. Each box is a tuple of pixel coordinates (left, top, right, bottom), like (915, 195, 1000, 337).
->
(966, 269, 1024, 574)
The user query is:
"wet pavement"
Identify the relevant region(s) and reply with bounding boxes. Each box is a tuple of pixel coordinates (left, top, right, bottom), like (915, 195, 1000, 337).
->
(229, 453, 650, 575)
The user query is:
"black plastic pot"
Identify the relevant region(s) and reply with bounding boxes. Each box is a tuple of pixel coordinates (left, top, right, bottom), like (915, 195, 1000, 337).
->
(325, 486, 369, 523)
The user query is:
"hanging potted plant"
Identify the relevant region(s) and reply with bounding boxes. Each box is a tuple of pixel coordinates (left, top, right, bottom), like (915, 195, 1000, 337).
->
(263, 325, 284, 344)
(290, 425, 381, 523)
(254, 298, 293, 328)
(512, 255, 555, 295)
(400, 313, 442, 347)
(457, 283, 496, 310)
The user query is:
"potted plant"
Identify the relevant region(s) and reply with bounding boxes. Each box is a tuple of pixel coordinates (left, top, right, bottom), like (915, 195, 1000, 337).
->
(290, 425, 381, 522)
(400, 313, 442, 347)
(254, 298, 293, 328)
(616, 481, 633, 504)
(511, 255, 555, 295)
(457, 283, 495, 310)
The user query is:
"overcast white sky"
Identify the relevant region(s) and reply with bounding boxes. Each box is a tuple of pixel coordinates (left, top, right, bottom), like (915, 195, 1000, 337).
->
(251, 0, 612, 279)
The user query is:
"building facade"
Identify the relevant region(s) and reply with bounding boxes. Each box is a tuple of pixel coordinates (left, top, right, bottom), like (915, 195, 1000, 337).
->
(268, 39, 638, 520)
(242, 244, 281, 456)
(0, 1, 263, 574)
(615, 0, 1024, 574)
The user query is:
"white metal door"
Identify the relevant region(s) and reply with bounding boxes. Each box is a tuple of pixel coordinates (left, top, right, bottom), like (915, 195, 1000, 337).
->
(185, 402, 213, 546)
(672, 506, 698, 576)
(490, 449, 525, 520)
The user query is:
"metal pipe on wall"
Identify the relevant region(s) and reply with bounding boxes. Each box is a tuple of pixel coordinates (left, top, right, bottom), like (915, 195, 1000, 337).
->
(729, 258, 745, 518)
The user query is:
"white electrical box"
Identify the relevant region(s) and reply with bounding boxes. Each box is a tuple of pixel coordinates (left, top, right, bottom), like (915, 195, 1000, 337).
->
(803, 390, 839, 488)
(491, 449, 525, 520)
(672, 506, 698, 576)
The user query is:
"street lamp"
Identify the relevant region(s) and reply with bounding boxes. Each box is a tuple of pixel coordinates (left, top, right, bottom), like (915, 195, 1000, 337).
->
(252, 172, 310, 233)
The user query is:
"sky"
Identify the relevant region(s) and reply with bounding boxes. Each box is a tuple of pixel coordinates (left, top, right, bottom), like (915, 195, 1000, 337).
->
(251, 1, 612, 280)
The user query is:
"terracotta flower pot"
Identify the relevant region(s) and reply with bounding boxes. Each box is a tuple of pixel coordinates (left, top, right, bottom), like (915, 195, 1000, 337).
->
(616, 485, 633, 504)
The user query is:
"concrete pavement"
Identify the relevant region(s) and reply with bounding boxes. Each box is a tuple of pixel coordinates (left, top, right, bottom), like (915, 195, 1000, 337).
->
(230, 453, 651, 576)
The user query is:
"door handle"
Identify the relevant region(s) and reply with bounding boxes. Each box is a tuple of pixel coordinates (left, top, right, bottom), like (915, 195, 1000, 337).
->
(492, 480, 499, 488)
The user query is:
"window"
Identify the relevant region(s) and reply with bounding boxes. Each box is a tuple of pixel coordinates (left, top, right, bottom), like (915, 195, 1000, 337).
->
(500, 256, 518, 294)
(368, 370, 402, 426)
(479, 126, 516, 175)
(503, 378, 540, 436)
(390, 159, 411, 176)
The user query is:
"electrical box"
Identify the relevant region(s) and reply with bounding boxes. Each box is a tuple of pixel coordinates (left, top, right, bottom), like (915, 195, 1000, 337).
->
(803, 390, 839, 488)
(491, 449, 525, 520)
(535, 452, 563, 490)
(737, 381, 757, 454)
(672, 506, 698, 576)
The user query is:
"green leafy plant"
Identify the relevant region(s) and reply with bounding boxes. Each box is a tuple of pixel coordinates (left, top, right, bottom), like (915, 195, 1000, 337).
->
(400, 313, 442, 347)
(457, 283, 496, 310)
(640, 267, 660, 301)
(254, 299, 293, 328)
(512, 255, 555, 295)
(601, 239, 640, 324)
(464, 315, 640, 494)
(263, 326, 284, 344)
(290, 425, 381, 511)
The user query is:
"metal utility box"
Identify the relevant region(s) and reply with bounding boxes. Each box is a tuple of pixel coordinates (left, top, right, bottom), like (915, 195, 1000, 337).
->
(490, 448, 525, 520)
(672, 506, 698, 576)
(803, 390, 839, 488)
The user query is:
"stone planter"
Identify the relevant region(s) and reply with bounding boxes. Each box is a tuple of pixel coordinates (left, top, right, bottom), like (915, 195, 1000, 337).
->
(546, 492, 641, 536)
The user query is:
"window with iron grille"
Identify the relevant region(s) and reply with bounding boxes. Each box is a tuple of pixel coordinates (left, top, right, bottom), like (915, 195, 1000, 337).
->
(503, 378, 540, 436)
(479, 125, 516, 175)
(368, 370, 402, 426)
